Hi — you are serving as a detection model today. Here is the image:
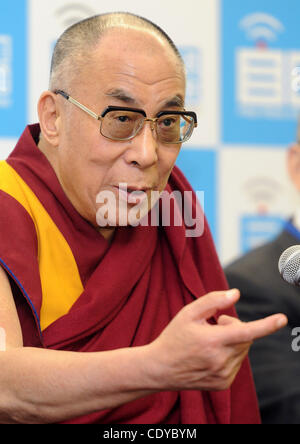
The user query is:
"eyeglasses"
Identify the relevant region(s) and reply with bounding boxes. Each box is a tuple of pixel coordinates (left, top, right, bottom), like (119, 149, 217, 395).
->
(54, 90, 197, 144)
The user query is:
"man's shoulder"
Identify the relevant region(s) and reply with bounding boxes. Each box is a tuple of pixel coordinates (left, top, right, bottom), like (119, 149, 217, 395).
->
(224, 229, 298, 291)
(224, 229, 300, 312)
(225, 235, 282, 277)
(0, 161, 38, 249)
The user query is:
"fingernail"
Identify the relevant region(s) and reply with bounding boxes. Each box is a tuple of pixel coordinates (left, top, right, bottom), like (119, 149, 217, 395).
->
(276, 316, 287, 328)
(226, 289, 239, 300)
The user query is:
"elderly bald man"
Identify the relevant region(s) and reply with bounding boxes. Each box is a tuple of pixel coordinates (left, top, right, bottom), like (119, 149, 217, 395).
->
(0, 12, 287, 424)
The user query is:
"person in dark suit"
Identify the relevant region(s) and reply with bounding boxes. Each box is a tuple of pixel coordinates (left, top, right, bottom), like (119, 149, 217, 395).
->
(225, 142, 300, 424)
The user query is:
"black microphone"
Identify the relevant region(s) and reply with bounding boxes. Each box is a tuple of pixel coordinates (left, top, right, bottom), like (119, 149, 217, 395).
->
(278, 245, 300, 286)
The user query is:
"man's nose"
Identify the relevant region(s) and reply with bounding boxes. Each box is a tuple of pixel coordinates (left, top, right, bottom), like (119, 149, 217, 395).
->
(125, 121, 158, 168)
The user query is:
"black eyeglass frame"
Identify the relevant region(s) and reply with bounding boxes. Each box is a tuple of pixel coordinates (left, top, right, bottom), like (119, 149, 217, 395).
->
(54, 89, 198, 144)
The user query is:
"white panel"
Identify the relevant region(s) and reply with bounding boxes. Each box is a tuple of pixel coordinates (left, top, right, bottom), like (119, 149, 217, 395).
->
(219, 146, 299, 266)
(0, 138, 17, 160)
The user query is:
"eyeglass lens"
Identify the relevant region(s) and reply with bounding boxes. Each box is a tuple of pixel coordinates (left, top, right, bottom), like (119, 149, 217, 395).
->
(101, 110, 194, 143)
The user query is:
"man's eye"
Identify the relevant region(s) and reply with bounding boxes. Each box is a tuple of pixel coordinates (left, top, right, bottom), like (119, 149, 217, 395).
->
(161, 118, 176, 128)
(117, 115, 130, 123)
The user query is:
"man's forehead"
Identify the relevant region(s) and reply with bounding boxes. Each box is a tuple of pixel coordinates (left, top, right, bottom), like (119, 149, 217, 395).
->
(95, 26, 173, 54)
(91, 27, 184, 73)
(105, 88, 185, 108)
(73, 28, 186, 106)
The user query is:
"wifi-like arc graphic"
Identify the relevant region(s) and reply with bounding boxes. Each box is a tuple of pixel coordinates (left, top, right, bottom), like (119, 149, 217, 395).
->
(55, 3, 96, 28)
(239, 12, 285, 43)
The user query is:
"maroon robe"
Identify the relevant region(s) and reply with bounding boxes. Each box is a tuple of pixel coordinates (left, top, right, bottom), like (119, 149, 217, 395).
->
(0, 124, 260, 424)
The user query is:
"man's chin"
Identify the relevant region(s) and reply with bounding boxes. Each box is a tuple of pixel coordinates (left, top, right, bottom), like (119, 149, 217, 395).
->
(96, 209, 150, 229)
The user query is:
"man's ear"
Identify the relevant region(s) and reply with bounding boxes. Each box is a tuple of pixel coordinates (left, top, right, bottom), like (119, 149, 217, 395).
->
(37, 91, 61, 147)
(287, 144, 300, 191)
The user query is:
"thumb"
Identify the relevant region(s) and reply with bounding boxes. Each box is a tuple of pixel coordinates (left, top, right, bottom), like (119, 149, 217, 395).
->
(187, 289, 240, 322)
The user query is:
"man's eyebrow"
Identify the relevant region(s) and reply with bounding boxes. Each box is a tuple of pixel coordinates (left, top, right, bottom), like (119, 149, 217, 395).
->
(105, 89, 136, 104)
(163, 95, 185, 108)
(105, 90, 185, 109)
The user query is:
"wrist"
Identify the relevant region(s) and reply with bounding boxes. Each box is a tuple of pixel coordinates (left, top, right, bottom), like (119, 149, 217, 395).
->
(92, 344, 165, 396)
(135, 341, 172, 392)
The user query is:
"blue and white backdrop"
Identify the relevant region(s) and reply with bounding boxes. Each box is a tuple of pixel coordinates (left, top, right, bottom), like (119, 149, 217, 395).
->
(1, 0, 299, 265)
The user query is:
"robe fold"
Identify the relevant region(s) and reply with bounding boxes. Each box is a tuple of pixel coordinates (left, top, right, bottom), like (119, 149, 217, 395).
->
(0, 124, 260, 424)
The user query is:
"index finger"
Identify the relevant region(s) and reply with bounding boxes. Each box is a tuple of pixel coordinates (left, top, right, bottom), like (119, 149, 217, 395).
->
(221, 314, 288, 345)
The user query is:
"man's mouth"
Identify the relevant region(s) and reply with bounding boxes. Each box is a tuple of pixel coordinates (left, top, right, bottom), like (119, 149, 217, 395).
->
(114, 185, 151, 203)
